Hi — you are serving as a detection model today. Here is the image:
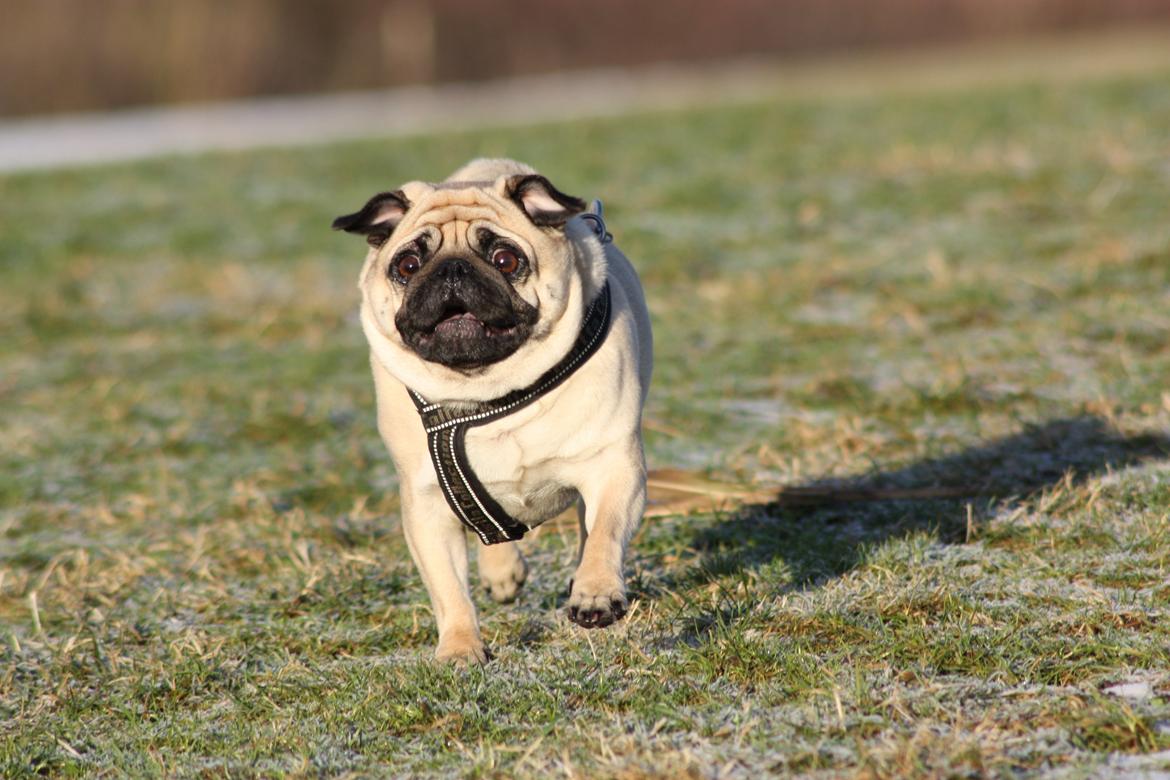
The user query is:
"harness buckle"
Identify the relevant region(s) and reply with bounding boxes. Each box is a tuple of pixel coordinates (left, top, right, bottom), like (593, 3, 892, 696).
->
(580, 199, 613, 245)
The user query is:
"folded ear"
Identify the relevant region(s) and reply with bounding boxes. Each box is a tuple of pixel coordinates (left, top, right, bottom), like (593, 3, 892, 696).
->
(332, 190, 411, 247)
(506, 174, 586, 228)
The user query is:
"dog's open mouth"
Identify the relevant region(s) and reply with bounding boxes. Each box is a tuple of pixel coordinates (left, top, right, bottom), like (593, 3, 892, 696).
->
(422, 306, 518, 342)
(396, 286, 538, 370)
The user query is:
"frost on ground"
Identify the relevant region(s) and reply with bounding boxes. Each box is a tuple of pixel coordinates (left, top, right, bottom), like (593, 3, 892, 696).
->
(3, 45, 1170, 779)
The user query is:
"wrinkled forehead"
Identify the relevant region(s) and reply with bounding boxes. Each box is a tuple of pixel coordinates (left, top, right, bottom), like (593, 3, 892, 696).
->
(396, 181, 522, 247)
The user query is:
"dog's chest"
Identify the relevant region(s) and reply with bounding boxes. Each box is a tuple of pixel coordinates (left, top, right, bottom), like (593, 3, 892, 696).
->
(461, 415, 581, 524)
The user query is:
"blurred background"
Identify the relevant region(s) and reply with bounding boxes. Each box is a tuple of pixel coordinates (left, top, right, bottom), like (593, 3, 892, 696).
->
(5, 0, 1170, 116)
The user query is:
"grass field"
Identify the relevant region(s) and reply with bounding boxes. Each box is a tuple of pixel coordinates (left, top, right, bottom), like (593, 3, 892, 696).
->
(3, 52, 1170, 778)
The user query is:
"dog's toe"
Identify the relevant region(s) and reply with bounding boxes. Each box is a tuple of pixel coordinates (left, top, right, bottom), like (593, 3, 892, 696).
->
(435, 630, 491, 666)
(566, 583, 628, 629)
(480, 546, 528, 604)
(484, 573, 524, 604)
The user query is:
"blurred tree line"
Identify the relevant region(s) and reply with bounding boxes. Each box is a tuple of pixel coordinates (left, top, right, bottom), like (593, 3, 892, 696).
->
(3, 0, 1168, 116)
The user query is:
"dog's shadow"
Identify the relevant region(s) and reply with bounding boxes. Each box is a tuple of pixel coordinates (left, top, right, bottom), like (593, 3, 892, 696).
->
(652, 415, 1170, 594)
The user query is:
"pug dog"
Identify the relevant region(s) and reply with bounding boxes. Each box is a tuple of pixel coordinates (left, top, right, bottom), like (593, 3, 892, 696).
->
(332, 159, 652, 664)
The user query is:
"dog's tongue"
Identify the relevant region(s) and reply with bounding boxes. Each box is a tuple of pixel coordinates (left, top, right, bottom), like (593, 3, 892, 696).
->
(434, 312, 484, 338)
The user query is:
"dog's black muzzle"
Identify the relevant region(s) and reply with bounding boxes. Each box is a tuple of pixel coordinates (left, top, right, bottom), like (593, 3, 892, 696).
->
(395, 255, 538, 370)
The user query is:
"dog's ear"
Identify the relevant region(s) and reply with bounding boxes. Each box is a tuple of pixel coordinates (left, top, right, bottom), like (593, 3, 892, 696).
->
(506, 174, 586, 228)
(332, 190, 411, 247)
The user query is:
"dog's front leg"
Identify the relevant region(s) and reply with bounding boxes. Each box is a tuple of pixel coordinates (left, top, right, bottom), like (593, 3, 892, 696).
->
(567, 447, 646, 628)
(400, 485, 487, 664)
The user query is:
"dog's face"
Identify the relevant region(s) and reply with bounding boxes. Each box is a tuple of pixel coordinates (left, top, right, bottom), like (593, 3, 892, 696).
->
(335, 174, 596, 393)
(390, 226, 539, 369)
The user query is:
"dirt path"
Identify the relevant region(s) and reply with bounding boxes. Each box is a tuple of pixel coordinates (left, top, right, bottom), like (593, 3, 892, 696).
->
(1, 28, 1167, 173)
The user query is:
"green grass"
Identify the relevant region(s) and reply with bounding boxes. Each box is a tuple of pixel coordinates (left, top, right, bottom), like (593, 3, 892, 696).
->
(3, 61, 1170, 779)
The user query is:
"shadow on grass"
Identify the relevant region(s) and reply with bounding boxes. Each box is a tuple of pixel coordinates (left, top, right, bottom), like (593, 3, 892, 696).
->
(672, 415, 1170, 592)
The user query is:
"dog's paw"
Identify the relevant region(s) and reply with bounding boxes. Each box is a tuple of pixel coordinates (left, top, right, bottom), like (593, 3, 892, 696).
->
(566, 579, 627, 629)
(435, 630, 490, 666)
(481, 552, 528, 604)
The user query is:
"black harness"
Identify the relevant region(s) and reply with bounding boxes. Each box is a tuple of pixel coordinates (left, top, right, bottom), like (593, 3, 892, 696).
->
(407, 205, 614, 545)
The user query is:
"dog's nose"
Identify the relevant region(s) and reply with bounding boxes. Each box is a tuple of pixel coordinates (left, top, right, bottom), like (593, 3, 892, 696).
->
(436, 257, 472, 286)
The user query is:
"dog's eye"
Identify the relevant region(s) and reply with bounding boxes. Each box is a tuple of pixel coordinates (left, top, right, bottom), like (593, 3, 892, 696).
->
(492, 249, 521, 275)
(393, 253, 421, 279)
